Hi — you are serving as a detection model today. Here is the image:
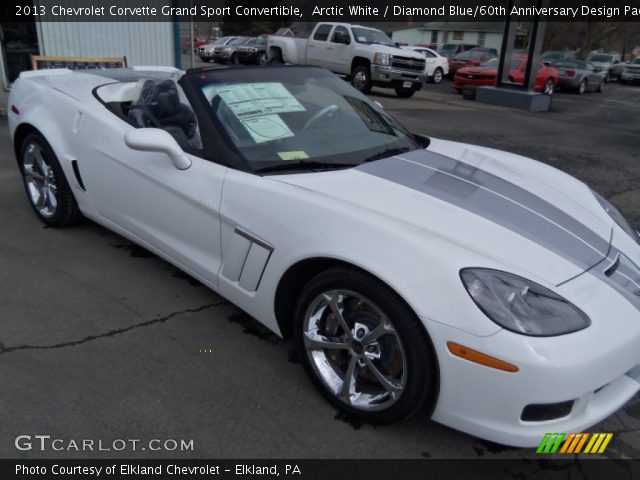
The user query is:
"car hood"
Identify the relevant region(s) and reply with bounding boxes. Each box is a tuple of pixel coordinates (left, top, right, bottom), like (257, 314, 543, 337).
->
(272, 139, 613, 286)
(373, 44, 424, 59)
(458, 66, 497, 75)
(590, 61, 612, 68)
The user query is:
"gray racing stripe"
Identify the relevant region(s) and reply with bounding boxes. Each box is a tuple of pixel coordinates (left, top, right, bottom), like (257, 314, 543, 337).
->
(356, 149, 610, 273)
(592, 248, 640, 310)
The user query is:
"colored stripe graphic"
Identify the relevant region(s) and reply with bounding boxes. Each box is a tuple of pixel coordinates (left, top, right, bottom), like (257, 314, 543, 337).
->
(584, 433, 613, 454)
(536, 433, 566, 453)
(538, 433, 613, 454)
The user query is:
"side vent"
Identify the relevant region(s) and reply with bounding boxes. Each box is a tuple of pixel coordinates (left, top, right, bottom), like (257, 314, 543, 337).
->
(222, 227, 273, 292)
(71, 160, 86, 191)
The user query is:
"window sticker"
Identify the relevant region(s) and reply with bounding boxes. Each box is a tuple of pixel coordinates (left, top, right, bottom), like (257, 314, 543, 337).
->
(278, 151, 309, 160)
(214, 83, 305, 118)
(241, 115, 294, 144)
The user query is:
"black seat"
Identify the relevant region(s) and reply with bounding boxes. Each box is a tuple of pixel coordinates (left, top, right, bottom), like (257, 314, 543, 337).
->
(128, 79, 198, 149)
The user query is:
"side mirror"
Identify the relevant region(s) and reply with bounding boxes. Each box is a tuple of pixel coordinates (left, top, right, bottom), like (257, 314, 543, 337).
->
(124, 128, 192, 170)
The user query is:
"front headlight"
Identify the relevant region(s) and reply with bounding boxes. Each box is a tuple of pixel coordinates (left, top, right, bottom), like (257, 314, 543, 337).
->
(592, 190, 640, 244)
(461, 269, 590, 336)
(223, 47, 232, 52)
(373, 52, 391, 66)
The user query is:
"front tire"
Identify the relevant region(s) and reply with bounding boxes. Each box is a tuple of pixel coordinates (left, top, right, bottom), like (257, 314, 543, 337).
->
(20, 133, 82, 227)
(543, 79, 555, 95)
(351, 65, 372, 94)
(577, 79, 587, 95)
(294, 267, 437, 424)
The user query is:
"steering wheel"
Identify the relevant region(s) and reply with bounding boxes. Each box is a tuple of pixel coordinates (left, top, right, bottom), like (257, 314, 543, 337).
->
(303, 104, 339, 130)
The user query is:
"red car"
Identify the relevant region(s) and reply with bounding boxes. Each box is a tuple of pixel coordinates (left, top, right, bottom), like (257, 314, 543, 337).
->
(453, 56, 559, 95)
(448, 50, 497, 76)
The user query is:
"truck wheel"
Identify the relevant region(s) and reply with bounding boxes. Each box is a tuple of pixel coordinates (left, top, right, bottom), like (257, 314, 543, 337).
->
(258, 52, 268, 66)
(351, 65, 372, 94)
(268, 50, 284, 65)
(395, 86, 416, 98)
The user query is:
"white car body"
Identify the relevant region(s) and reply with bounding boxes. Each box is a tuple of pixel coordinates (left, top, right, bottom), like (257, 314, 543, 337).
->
(7, 66, 640, 447)
(401, 46, 450, 81)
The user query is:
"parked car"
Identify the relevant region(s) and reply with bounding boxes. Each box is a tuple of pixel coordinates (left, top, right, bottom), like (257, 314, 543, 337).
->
(267, 22, 426, 98)
(620, 58, 640, 84)
(453, 55, 558, 95)
(449, 50, 498, 77)
(236, 35, 268, 65)
(213, 37, 253, 64)
(469, 47, 499, 56)
(541, 50, 576, 65)
(9, 64, 640, 448)
(586, 53, 624, 82)
(436, 43, 479, 59)
(197, 36, 240, 62)
(551, 60, 606, 94)
(401, 46, 449, 83)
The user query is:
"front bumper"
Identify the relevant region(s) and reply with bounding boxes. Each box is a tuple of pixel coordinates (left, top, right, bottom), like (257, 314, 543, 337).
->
(371, 65, 427, 87)
(621, 71, 640, 83)
(213, 51, 233, 62)
(198, 51, 214, 60)
(426, 267, 640, 447)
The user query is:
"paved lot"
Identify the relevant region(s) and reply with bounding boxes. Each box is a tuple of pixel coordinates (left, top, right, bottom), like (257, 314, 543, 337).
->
(1, 78, 640, 460)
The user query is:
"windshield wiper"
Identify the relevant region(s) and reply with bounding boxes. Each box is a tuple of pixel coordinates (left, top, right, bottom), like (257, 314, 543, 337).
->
(362, 147, 412, 163)
(254, 161, 356, 174)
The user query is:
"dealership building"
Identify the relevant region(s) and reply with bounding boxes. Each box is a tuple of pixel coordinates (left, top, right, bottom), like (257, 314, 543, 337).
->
(0, 18, 209, 89)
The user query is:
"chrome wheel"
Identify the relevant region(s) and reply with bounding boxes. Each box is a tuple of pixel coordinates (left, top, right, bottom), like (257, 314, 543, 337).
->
(23, 142, 58, 218)
(302, 290, 407, 411)
(543, 79, 555, 95)
(353, 71, 368, 91)
(578, 79, 586, 95)
(258, 53, 267, 66)
(432, 68, 443, 84)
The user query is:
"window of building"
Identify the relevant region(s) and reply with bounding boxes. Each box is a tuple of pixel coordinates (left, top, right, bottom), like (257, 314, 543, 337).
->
(452, 31, 464, 41)
(478, 32, 486, 46)
(431, 31, 438, 44)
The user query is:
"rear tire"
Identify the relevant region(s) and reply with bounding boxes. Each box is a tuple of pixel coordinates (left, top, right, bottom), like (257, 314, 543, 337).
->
(597, 80, 604, 93)
(19, 133, 82, 227)
(294, 267, 438, 424)
(431, 67, 444, 84)
(351, 65, 372, 94)
(543, 79, 555, 95)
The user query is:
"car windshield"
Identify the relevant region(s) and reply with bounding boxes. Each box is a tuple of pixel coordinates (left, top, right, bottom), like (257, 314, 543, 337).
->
(254, 36, 267, 45)
(555, 60, 586, 69)
(212, 37, 232, 45)
(351, 27, 393, 46)
(439, 44, 457, 52)
(229, 37, 250, 46)
(480, 58, 499, 67)
(186, 67, 418, 172)
(589, 54, 614, 62)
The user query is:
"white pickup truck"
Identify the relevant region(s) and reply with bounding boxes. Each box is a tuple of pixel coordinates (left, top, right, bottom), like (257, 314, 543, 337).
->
(266, 23, 427, 98)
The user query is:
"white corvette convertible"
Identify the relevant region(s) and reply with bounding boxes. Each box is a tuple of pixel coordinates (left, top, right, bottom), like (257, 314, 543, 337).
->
(8, 65, 640, 447)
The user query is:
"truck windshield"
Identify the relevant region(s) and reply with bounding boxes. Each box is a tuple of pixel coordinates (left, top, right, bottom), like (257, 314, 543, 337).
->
(186, 67, 419, 173)
(351, 27, 393, 47)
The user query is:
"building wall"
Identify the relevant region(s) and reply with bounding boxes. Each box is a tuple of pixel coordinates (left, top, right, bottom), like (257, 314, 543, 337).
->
(37, 22, 175, 67)
(392, 28, 503, 52)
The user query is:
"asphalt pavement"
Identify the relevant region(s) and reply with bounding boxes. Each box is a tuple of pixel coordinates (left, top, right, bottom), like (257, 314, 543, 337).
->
(1, 79, 640, 460)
